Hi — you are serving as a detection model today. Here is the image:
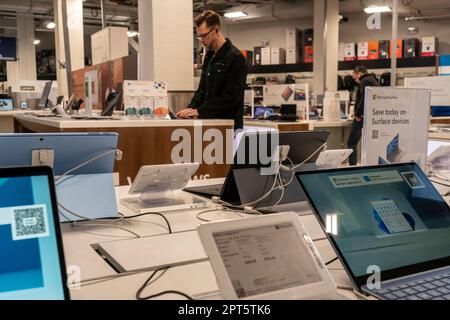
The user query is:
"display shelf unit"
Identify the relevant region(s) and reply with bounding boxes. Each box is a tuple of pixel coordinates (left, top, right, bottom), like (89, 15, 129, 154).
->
(248, 56, 437, 74)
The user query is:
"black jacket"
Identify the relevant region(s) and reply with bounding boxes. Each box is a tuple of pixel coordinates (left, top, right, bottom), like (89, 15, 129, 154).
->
(189, 39, 248, 129)
(354, 73, 380, 117)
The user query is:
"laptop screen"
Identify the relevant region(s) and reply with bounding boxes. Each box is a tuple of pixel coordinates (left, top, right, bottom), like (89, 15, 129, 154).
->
(0, 170, 67, 300)
(212, 222, 322, 298)
(296, 163, 450, 285)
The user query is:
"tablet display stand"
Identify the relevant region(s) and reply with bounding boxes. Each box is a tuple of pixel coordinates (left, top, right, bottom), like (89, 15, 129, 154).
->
(138, 180, 179, 205)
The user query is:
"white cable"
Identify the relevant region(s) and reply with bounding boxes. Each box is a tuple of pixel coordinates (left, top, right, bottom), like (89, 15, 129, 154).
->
(273, 172, 285, 207)
(58, 203, 140, 238)
(288, 143, 328, 172)
(58, 202, 124, 223)
(71, 221, 141, 239)
(218, 173, 279, 209)
(55, 149, 118, 184)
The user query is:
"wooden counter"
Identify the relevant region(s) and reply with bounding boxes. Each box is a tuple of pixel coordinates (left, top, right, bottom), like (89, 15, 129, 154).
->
(14, 115, 234, 185)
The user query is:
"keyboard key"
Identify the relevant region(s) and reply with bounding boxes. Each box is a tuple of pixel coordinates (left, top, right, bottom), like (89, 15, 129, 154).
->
(437, 287, 450, 294)
(428, 290, 442, 297)
(389, 286, 400, 291)
(423, 283, 437, 290)
(384, 293, 398, 300)
(377, 289, 390, 295)
(433, 275, 443, 280)
(442, 279, 450, 285)
(404, 288, 418, 295)
(399, 284, 409, 289)
(392, 291, 408, 298)
(417, 280, 426, 284)
(413, 285, 428, 292)
(433, 297, 445, 300)
(406, 295, 422, 300)
(443, 294, 450, 300)
(425, 277, 435, 282)
(417, 293, 433, 300)
(432, 280, 446, 287)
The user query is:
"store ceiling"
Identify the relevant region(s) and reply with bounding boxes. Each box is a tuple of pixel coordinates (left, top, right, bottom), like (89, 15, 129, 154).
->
(0, 0, 449, 33)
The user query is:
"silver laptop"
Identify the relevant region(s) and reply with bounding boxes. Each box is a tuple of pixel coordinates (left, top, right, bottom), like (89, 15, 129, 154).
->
(296, 163, 450, 300)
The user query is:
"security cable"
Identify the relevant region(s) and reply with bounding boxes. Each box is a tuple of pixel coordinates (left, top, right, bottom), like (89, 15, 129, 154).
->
(136, 267, 194, 301)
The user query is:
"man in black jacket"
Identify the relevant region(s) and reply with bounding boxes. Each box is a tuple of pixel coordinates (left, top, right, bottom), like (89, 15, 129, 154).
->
(177, 10, 248, 130)
(347, 65, 380, 165)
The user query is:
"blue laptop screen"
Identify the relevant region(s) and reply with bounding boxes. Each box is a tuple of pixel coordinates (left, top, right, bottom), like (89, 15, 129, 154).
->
(0, 175, 66, 300)
(297, 164, 450, 277)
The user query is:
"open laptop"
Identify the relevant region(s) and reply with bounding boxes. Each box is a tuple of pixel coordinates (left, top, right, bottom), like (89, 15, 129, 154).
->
(198, 212, 346, 300)
(184, 130, 330, 203)
(296, 163, 450, 300)
(0, 133, 120, 222)
(120, 163, 207, 214)
(0, 166, 69, 300)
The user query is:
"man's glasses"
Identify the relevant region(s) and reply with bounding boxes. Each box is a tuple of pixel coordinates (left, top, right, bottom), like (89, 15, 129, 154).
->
(196, 27, 215, 40)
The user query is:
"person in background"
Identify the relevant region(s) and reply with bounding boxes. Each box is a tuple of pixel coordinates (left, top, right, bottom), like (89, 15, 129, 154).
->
(177, 10, 248, 130)
(347, 65, 380, 165)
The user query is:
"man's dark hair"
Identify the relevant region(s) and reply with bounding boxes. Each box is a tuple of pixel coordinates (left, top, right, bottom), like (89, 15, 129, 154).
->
(194, 10, 222, 29)
(354, 65, 369, 74)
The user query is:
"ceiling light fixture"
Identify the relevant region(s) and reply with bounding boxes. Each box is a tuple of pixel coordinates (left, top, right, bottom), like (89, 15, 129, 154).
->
(364, 5, 391, 14)
(127, 30, 139, 38)
(33, 39, 41, 45)
(46, 21, 56, 29)
(224, 11, 248, 19)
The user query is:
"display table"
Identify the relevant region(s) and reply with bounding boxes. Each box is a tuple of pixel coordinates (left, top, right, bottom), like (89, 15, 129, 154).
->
(66, 181, 359, 300)
(0, 110, 38, 133)
(14, 114, 234, 185)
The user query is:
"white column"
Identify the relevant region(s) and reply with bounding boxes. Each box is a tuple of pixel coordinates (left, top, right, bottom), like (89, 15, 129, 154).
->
(16, 15, 37, 80)
(391, 0, 399, 87)
(138, 0, 194, 90)
(313, 0, 339, 96)
(54, 0, 85, 96)
(325, 0, 339, 92)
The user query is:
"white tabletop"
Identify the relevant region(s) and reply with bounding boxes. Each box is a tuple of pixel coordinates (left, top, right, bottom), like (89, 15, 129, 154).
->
(64, 179, 450, 300)
(14, 114, 234, 129)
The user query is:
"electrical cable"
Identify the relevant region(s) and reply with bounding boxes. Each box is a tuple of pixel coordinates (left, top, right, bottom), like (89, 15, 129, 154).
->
(217, 143, 327, 211)
(325, 257, 339, 266)
(123, 212, 172, 234)
(55, 149, 118, 184)
(136, 267, 194, 301)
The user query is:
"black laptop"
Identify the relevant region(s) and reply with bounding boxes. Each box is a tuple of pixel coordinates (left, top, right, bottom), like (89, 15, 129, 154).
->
(184, 131, 330, 208)
(0, 166, 69, 300)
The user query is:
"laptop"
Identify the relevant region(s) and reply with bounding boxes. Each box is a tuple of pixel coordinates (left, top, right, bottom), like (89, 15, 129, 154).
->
(0, 166, 69, 300)
(296, 163, 450, 300)
(198, 212, 346, 300)
(184, 130, 330, 203)
(120, 163, 208, 214)
(0, 97, 13, 111)
(0, 133, 120, 222)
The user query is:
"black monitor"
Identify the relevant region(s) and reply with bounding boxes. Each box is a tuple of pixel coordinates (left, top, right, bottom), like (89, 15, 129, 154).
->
(38, 81, 53, 109)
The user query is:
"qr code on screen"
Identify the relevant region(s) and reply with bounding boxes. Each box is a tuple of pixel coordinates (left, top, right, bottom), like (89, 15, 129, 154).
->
(372, 130, 379, 140)
(11, 205, 50, 241)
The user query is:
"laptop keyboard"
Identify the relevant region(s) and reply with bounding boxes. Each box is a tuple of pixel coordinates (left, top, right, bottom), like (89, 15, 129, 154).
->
(373, 273, 450, 300)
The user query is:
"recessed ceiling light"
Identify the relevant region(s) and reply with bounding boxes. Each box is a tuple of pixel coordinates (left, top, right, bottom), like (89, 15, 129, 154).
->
(46, 21, 56, 29)
(364, 6, 391, 14)
(224, 11, 248, 19)
(33, 39, 41, 45)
